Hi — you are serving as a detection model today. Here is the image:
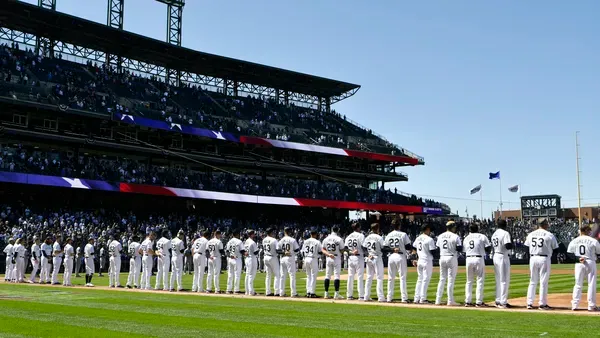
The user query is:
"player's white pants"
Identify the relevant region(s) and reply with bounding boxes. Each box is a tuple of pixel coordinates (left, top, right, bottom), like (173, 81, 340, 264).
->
(414, 259, 433, 303)
(206, 256, 221, 292)
(264, 255, 280, 295)
(304, 257, 318, 294)
(571, 259, 597, 309)
(435, 256, 458, 305)
(227, 258, 242, 292)
(465, 257, 485, 304)
(13, 257, 25, 282)
(245, 256, 257, 294)
(5, 257, 14, 281)
(347, 256, 365, 299)
(40, 256, 50, 282)
(51, 257, 62, 284)
(30, 258, 39, 282)
(109, 256, 121, 287)
(141, 255, 153, 290)
(526, 256, 551, 306)
(75, 257, 82, 275)
(63, 258, 73, 285)
(192, 253, 206, 292)
(279, 257, 297, 296)
(493, 253, 511, 305)
(170, 256, 184, 290)
(325, 256, 341, 280)
(85, 257, 95, 275)
(155, 256, 171, 290)
(387, 253, 408, 302)
(127, 257, 141, 287)
(364, 256, 384, 301)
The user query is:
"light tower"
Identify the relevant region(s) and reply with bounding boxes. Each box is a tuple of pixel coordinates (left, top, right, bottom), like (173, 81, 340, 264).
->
(106, 0, 125, 72)
(156, 0, 185, 86)
(36, 0, 56, 57)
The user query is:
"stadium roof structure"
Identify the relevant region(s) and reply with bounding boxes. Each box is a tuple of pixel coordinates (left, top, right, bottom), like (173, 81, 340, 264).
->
(0, 1, 360, 103)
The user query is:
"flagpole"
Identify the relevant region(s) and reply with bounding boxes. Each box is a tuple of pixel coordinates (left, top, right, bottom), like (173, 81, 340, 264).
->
(480, 189, 483, 221)
(499, 176, 503, 218)
(519, 186, 523, 221)
(576, 131, 582, 226)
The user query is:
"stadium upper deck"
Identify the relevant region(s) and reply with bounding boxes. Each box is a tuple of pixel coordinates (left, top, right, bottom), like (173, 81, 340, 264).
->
(0, 0, 423, 165)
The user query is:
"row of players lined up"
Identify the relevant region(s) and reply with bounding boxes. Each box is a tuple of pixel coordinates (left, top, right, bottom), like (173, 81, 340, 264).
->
(4, 219, 599, 311)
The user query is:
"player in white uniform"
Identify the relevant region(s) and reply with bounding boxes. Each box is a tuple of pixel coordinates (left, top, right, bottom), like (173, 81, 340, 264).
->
(170, 230, 186, 291)
(262, 228, 280, 296)
(302, 230, 322, 298)
(192, 230, 210, 293)
(278, 227, 300, 297)
(412, 224, 437, 304)
(435, 221, 462, 306)
(51, 236, 64, 285)
(566, 224, 600, 311)
(40, 237, 53, 284)
(4, 238, 15, 282)
(29, 236, 41, 283)
(385, 219, 412, 303)
(12, 238, 26, 283)
(206, 230, 224, 293)
(126, 235, 142, 289)
(344, 223, 365, 300)
(140, 232, 156, 290)
(108, 236, 123, 288)
(525, 218, 559, 310)
(225, 231, 245, 294)
(463, 223, 491, 307)
(321, 226, 345, 299)
(99, 246, 105, 277)
(62, 238, 74, 286)
(84, 238, 96, 287)
(244, 230, 259, 296)
(491, 219, 514, 308)
(75, 246, 82, 278)
(363, 223, 386, 302)
(155, 230, 172, 291)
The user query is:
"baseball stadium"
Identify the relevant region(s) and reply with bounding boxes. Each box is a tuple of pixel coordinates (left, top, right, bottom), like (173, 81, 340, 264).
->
(1, 1, 599, 337)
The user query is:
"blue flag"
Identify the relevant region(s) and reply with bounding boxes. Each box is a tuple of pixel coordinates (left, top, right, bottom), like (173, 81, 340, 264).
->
(489, 171, 500, 180)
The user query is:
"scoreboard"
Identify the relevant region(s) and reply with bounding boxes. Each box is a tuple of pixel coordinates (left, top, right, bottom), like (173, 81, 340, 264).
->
(521, 194, 561, 219)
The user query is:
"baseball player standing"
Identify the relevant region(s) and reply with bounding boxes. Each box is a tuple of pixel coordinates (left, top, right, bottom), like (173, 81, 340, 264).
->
(344, 223, 365, 300)
(99, 245, 105, 277)
(108, 236, 123, 288)
(155, 230, 172, 291)
(412, 224, 437, 304)
(84, 237, 96, 287)
(321, 226, 344, 299)
(244, 230, 259, 296)
(225, 231, 245, 294)
(3, 238, 14, 282)
(12, 238, 25, 283)
(192, 230, 210, 293)
(29, 236, 41, 283)
(262, 228, 280, 296)
(75, 245, 82, 278)
(126, 235, 142, 289)
(385, 219, 412, 303)
(363, 223, 386, 302)
(206, 230, 224, 293)
(491, 219, 514, 308)
(63, 238, 74, 286)
(51, 235, 64, 285)
(525, 218, 558, 310)
(170, 230, 186, 291)
(278, 227, 300, 297)
(301, 230, 322, 298)
(567, 224, 600, 311)
(463, 223, 491, 307)
(40, 237, 52, 284)
(435, 221, 462, 306)
(140, 232, 156, 290)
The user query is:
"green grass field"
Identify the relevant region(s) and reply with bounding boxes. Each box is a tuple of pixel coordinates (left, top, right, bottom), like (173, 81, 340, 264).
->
(0, 264, 597, 337)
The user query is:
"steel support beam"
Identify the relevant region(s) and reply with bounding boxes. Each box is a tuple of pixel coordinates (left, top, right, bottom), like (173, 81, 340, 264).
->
(36, 0, 57, 57)
(156, 0, 185, 86)
(106, 0, 125, 72)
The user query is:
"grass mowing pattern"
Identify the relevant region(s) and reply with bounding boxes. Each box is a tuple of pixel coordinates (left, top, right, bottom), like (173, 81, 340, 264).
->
(0, 264, 596, 337)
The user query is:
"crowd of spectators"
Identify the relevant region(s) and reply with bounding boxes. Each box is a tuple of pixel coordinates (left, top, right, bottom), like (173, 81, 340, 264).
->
(0, 42, 414, 158)
(0, 143, 445, 209)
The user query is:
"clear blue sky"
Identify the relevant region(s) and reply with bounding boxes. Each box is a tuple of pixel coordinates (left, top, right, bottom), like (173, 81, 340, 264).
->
(22, 0, 600, 217)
